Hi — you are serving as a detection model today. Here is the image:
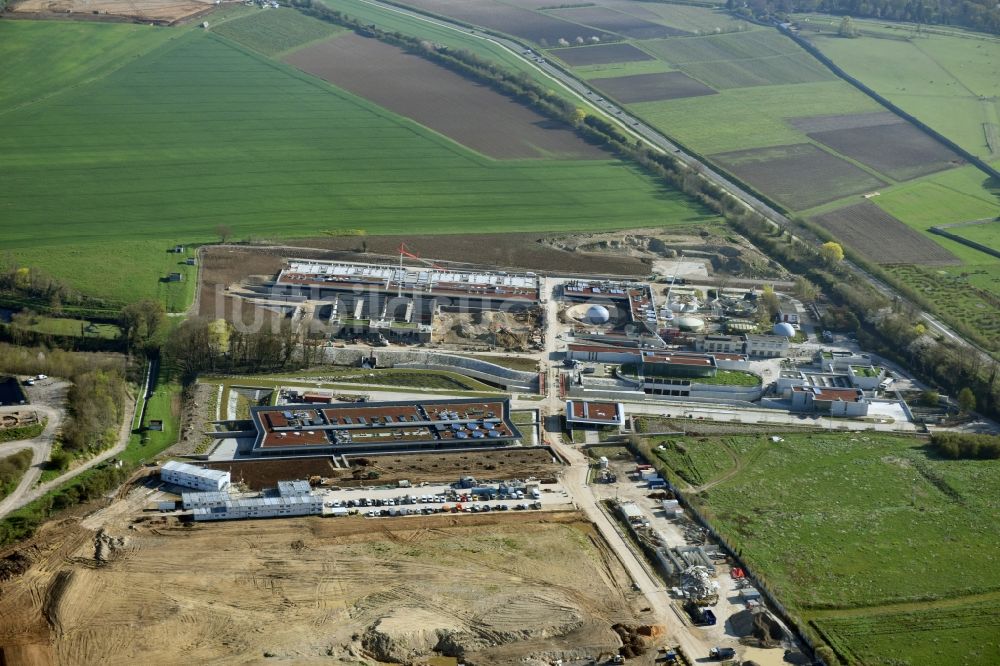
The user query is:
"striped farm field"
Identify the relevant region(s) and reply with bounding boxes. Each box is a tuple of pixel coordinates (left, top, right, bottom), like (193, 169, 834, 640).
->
(0, 22, 718, 306)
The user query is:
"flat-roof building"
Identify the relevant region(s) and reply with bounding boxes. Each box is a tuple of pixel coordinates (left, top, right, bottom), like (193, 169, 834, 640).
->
(192, 494, 323, 522)
(791, 386, 869, 417)
(248, 398, 522, 456)
(565, 400, 625, 428)
(161, 460, 230, 492)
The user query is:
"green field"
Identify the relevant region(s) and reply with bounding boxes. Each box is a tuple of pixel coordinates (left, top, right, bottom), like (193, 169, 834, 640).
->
(644, 431, 1000, 664)
(813, 600, 1000, 666)
(621, 4, 749, 34)
(949, 220, 1000, 251)
(9, 315, 121, 340)
(212, 7, 341, 55)
(10, 241, 199, 311)
(631, 80, 882, 154)
(805, 26, 1000, 158)
(0, 21, 177, 114)
(642, 31, 833, 89)
(0, 20, 718, 306)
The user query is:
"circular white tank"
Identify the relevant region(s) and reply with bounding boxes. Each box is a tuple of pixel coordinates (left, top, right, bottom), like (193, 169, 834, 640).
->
(675, 316, 705, 332)
(586, 304, 611, 324)
(773, 322, 796, 337)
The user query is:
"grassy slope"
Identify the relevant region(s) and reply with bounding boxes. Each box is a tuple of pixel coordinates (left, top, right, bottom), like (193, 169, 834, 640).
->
(0, 22, 718, 305)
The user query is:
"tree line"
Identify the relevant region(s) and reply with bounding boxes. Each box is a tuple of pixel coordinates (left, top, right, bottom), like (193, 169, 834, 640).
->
(0, 343, 132, 464)
(0, 257, 121, 320)
(931, 432, 1000, 459)
(164, 317, 323, 381)
(728, 0, 1000, 35)
(288, 2, 1000, 420)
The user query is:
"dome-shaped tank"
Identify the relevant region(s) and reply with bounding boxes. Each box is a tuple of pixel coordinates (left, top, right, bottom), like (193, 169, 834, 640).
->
(586, 305, 610, 324)
(675, 316, 705, 332)
(773, 322, 796, 337)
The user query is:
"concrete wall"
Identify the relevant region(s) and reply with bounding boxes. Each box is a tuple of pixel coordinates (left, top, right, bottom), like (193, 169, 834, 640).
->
(317, 348, 538, 392)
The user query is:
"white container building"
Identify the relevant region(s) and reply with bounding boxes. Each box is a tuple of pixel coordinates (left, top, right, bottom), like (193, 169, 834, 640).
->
(161, 460, 230, 492)
(192, 494, 323, 521)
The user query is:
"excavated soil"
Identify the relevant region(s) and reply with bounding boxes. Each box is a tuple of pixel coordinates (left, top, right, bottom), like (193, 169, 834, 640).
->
(0, 506, 644, 664)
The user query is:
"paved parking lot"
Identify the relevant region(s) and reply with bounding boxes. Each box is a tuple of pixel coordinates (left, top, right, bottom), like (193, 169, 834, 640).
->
(317, 481, 574, 517)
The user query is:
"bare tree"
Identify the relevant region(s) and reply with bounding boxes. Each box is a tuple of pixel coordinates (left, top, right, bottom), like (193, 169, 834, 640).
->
(214, 224, 233, 244)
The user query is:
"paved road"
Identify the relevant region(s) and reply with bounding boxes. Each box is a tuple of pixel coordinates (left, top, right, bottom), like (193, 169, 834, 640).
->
(0, 401, 65, 517)
(0, 365, 149, 520)
(354, 0, 994, 366)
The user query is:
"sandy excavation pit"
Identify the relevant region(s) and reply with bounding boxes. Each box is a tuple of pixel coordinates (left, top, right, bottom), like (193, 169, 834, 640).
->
(0, 507, 648, 664)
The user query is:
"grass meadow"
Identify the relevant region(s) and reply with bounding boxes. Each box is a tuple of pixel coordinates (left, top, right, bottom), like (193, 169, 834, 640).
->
(806, 28, 1000, 159)
(212, 7, 341, 56)
(0, 22, 718, 307)
(645, 431, 1000, 664)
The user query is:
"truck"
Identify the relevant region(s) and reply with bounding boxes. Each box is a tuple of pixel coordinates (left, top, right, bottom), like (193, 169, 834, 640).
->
(708, 647, 735, 660)
(686, 603, 717, 626)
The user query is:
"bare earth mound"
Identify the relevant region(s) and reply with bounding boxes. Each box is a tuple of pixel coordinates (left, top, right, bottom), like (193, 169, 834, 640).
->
(11, 0, 213, 23)
(591, 71, 716, 103)
(285, 33, 606, 160)
(0, 509, 642, 664)
(811, 201, 959, 265)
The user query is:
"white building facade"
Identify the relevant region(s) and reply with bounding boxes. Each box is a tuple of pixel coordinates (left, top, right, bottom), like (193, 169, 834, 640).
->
(161, 460, 230, 492)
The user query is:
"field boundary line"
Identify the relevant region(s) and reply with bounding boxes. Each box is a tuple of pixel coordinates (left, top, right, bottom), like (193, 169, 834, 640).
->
(781, 23, 1000, 184)
(804, 588, 1000, 619)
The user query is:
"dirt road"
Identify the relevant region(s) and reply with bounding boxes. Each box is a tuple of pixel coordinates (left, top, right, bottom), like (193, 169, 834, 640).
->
(0, 372, 142, 520)
(0, 384, 68, 517)
(532, 277, 720, 660)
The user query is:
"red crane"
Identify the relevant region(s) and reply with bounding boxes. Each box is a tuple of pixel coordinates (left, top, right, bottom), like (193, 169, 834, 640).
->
(397, 243, 445, 270)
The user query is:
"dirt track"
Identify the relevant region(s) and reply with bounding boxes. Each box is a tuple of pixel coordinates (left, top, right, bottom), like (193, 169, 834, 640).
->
(10, 0, 213, 23)
(0, 504, 651, 664)
(285, 33, 606, 160)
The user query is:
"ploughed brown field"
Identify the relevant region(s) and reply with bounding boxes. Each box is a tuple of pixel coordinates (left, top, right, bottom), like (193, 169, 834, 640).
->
(285, 33, 606, 160)
(547, 5, 687, 39)
(591, 71, 717, 104)
(393, 0, 596, 44)
(811, 201, 960, 265)
(712, 143, 887, 211)
(550, 42, 655, 66)
(11, 0, 212, 23)
(807, 122, 963, 182)
(790, 112, 962, 181)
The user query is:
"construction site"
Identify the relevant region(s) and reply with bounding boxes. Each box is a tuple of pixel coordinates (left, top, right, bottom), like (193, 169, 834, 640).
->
(230, 250, 544, 351)
(0, 489, 659, 665)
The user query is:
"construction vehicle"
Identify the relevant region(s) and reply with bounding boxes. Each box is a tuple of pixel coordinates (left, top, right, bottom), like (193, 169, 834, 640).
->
(658, 645, 692, 665)
(708, 646, 735, 660)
